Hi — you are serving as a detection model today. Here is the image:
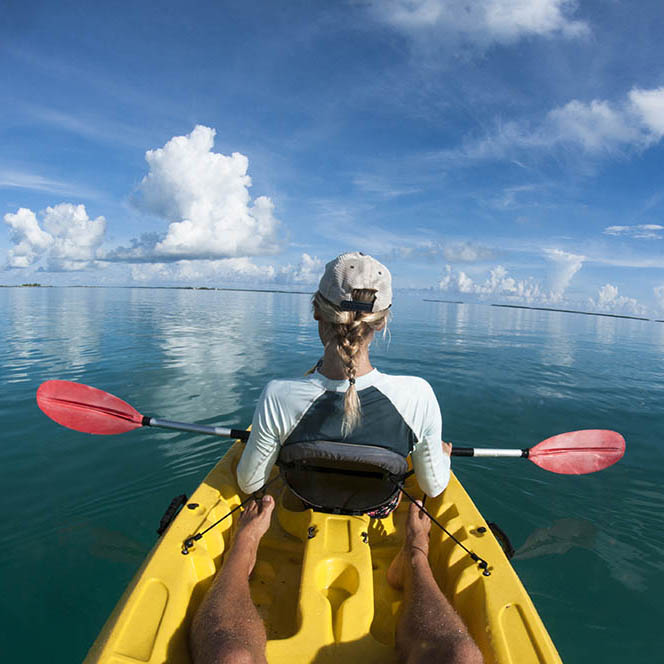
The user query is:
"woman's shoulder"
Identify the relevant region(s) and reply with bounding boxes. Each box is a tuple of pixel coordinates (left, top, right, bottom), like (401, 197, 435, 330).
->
(374, 371, 435, 396)
(261, 373, 324, 400)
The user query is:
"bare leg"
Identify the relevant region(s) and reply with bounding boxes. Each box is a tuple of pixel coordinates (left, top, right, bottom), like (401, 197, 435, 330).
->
(387, 501, 483, 664)
(190, 495, 275, 664)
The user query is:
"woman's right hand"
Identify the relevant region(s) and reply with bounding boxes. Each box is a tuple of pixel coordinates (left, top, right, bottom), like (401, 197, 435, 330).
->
(442, 441, 452, 456)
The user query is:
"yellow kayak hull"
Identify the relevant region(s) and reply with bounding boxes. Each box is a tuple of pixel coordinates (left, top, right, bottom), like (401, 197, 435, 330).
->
(84, 441, 562, 664)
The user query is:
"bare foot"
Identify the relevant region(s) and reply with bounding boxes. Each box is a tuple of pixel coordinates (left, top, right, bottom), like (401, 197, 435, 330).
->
(387, 501, 431, 590)
(231, 495, 275, 575)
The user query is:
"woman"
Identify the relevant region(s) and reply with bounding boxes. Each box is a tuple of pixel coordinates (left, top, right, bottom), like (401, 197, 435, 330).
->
(190, 252, 481, 664)
(237, 251, 452, 513)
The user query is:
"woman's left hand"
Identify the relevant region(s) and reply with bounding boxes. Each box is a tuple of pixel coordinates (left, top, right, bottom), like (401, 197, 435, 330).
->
(442, 440, 452, 456)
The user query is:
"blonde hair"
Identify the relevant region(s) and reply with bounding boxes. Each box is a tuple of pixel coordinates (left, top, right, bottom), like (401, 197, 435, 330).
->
(313, 289, 390, 437)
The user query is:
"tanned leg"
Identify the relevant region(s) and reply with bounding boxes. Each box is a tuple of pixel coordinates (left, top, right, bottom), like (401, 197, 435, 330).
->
(190, 495, 275, 664)
(387, 501, 484, 664)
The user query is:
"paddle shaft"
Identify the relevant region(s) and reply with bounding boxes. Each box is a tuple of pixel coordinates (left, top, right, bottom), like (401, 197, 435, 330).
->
(146, 417, 250, 441)
(145, 417, 528, 457)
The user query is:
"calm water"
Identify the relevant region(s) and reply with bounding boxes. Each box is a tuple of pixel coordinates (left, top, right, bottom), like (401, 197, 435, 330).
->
(1, 287, 662, 662)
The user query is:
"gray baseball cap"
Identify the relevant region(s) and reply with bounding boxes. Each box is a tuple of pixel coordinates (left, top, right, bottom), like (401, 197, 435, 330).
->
(318, 252, 392, 312)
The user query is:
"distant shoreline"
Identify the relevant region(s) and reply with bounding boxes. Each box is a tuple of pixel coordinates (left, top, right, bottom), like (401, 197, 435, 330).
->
(0, 283, 313, 296)
(490, 303, 651, 321)
(422, 298, 658, 322)
(423, 298, 464, 304)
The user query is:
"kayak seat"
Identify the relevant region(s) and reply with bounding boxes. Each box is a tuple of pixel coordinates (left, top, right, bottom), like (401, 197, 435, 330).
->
(277, 440, 411, 515)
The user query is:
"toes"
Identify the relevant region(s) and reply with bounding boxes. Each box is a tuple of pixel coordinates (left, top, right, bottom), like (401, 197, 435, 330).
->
(261, 494, 274, 508)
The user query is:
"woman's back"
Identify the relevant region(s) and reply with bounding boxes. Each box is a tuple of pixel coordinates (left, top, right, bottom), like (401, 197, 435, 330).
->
(237, 368, 449, 499)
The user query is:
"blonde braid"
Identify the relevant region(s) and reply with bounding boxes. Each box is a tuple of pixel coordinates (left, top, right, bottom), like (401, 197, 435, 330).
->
(313, 289, 389, 436)
(334, 318, 367, 435)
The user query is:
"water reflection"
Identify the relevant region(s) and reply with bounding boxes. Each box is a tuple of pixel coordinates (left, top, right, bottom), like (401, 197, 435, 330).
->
(429, 302, 470, 346)
(141, 289, 276, 418)
(653, 321, 664, 351)
(2, 288, 103, 383)
(593, 316, 616, 348)
(130, 289, 319, 434)
(540, 312, 574, 368)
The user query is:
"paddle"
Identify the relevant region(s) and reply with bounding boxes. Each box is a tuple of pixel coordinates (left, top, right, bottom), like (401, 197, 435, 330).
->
(36, 380, 625, 475)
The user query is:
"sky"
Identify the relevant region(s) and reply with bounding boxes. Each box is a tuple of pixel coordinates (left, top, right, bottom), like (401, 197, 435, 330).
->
(1, 0, 663, 316)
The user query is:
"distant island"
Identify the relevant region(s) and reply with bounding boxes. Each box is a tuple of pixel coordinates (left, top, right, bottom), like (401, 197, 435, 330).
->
(491, 303, 651, 322)
(126, 286, 314, 295)
(423, 298, 464, 304)
(0, 283, 51, 288)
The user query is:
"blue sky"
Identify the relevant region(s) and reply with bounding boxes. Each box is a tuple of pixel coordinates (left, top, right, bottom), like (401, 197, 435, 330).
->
(2, 0, 663, 315)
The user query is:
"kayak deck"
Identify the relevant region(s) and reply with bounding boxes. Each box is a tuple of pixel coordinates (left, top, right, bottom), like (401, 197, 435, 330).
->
(84, 441, 562, 664)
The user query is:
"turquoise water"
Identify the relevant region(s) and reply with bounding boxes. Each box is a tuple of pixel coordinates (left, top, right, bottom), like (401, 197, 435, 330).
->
(1, 287, 662, 662)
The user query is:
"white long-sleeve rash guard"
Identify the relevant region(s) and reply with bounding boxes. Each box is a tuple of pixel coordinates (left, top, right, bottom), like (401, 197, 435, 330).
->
(237, 368, 450, 497)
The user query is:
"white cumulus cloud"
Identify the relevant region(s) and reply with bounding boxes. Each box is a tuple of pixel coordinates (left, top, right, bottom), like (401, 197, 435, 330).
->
(4, 203, 106, 270)
(438, 249, 583, 305)
(4, 208, 53, 268)
(276, 253, 324, 284)
(130, 253, 322, 287)
(375, 0, 588, 47)
(545, 249, 584, 300)
(438, 264, 545, 302)
(130, 257, 277, 284)
(589, 284, 646, 317)
(653, 285, 664, 313)
(120, 125, 280, 262)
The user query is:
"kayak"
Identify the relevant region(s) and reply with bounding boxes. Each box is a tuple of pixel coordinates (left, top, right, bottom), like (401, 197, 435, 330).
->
(83, 439, 563, 664)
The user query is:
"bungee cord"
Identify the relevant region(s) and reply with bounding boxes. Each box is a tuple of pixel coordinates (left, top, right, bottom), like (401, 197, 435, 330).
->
(181, 474, 282, 555)
(396, 481, 491, 576)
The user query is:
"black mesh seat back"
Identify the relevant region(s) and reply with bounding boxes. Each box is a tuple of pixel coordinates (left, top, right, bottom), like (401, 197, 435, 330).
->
(277, 441, 409, 515)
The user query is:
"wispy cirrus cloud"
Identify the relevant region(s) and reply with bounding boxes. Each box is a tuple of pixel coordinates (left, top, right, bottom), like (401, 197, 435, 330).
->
(314, 211, 495, 264)
(434, 86, 664, 165)
(372, 0, 589, 49)
(22, 104, 155, 149)
(604, 224, 664, 239)
(0, 169, 101, 199)
(352, 174, 422, 199)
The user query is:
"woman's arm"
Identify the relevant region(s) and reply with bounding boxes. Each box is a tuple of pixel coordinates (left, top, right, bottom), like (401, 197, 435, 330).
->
(236, 384, 282, 493)
(410, 381, 450, 497)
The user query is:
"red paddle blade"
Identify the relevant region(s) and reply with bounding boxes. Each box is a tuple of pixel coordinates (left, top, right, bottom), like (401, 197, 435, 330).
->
(37, 380, 144, 435)
(529, 429, 625, 475)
